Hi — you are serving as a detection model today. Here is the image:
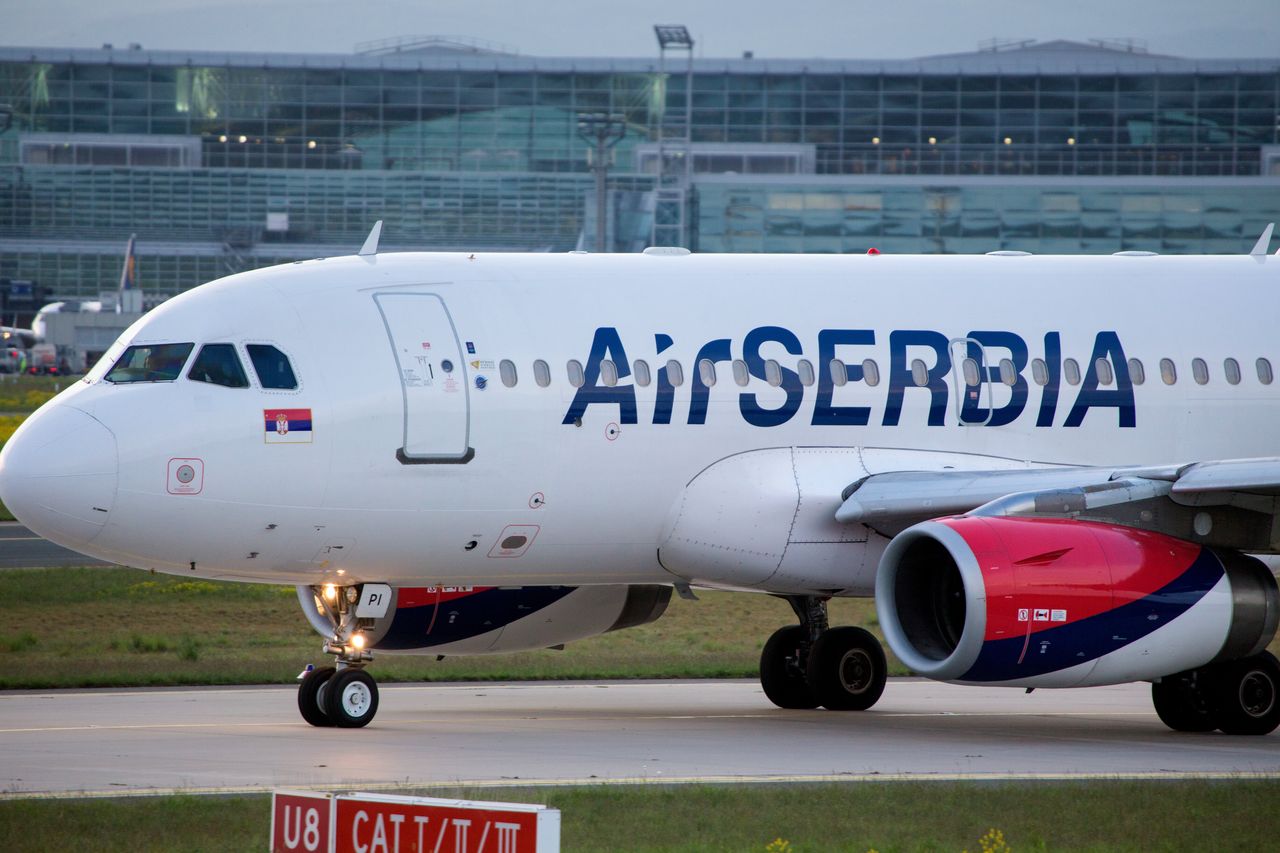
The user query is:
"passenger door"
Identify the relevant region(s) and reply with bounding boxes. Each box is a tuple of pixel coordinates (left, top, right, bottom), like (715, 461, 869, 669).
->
(373, 292, 473, 463)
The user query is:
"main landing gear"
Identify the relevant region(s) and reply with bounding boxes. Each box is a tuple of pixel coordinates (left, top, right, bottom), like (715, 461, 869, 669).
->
(1151, 651, 1280, 736)
(760, 595, 887, 712)
(296, 584, 381, 728)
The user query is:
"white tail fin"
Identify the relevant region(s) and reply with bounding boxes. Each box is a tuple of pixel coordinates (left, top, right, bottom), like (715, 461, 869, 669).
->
(1250, 223, 1274, 256)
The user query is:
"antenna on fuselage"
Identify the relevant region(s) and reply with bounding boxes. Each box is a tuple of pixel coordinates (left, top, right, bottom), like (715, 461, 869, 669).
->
(1250, 222, 1274, 256)
(358, 221, 384, 257)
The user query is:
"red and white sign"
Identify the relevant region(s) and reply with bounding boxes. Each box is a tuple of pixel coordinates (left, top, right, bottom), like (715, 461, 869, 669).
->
(272, 790, 334, 853)
(272, 791, 559, 853)
(166, 457, 204, 495)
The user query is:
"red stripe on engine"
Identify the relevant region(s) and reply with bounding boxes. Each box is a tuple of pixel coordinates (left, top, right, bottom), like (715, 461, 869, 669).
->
(396, 587, 492, 608)
(937, 516, 1203, 642)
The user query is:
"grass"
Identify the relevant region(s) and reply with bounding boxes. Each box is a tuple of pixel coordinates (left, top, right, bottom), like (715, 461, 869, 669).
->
(1, 781, 1278, 851)
(1, 565, 1278, 690)
(0, 566, 888, 689)
(0, 373, 68, 414)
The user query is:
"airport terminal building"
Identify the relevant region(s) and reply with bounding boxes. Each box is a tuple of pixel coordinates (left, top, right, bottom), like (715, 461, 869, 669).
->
(1, 36, 1278, 298)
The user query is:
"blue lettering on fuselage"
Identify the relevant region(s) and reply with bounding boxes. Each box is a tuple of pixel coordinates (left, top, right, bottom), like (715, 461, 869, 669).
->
(563, 326, 1137, 430)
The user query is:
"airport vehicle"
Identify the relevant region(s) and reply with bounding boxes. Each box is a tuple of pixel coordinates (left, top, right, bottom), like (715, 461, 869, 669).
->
(1, 223, 1279, 733)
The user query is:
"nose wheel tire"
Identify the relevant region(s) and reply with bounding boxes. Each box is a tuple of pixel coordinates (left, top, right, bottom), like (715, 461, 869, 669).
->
(1211, 652, 1280, 736)
(324, 668, 380, 728)
(297, 666, 336, 727)
(760, 625, 819, 709)
(805, 626, 887, 711)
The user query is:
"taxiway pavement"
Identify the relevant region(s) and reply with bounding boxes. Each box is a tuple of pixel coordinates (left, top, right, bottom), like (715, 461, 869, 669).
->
(2, 679, 1277, 798)
(0, 523, 108, 569)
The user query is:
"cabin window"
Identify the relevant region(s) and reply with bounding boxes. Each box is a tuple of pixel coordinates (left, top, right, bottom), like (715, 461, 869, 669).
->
(698, 358, 717, 387)
(797, 359, 815, 387)
(105, 342, 194, 383)
(1224, 358, 1241, 386)
(995, 358, 1015, 386)
(961, 358, 980, 387)
(764, 359, 782, 387)
(633, 359, 651, 387)
(1030, 358, 1048, 386)
(910, 358, 929, 388)
(1160, 358, 1177, 385)
(732, 359, 750, 387)
(567, 359, 585, 388)
(1192, 358, 1209, 385)
(499, 359, 517, 388)
(600, 359, 619, 387)
(187, 343, 248, 388)
(1095, 358, 1114, 386)
(665, 359, 684, 387)
(1258, 358, 1274, 385)
(1063, 358, 1081, 386)
(862, 359, 880, 387)
(829, 359, 848, 387)
(1128, 358, 1145, 385)
(533, 359, 551, 387)
(246, 344, 298, 390)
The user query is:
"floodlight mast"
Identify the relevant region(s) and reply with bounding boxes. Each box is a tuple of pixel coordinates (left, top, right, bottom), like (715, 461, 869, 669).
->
(652, 25, 694, 249)
(576, 113, 627, 252)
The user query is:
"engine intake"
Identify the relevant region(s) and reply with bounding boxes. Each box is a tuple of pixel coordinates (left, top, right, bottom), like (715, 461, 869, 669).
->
(876, 516, 1278, 688)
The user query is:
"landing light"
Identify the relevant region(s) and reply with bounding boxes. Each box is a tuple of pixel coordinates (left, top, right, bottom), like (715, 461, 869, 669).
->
(323, 583, 337, 602)
(345, 586, 359, 604)
(350, 634, 366, 650)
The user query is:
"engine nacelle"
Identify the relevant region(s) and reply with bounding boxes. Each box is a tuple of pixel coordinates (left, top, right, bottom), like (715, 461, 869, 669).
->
(298, 584, 670, 655)
(876, 516, 1279, 688)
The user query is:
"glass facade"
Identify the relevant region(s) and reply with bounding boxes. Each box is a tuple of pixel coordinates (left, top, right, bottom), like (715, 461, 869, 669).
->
(694, 178, 1280, 254)
(0, 41, 1278, 297)
(3, 49, 1275, 178)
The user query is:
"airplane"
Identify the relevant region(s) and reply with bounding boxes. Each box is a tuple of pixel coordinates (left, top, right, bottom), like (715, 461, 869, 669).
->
(1, 221, 1278, 734)
(1, 234, 144, 375)
(31, 233, 145, 342)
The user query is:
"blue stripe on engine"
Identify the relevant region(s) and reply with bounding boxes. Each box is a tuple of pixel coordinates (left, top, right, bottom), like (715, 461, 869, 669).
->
(375, 586, 578, 650)
(958, 547, 1225, 683)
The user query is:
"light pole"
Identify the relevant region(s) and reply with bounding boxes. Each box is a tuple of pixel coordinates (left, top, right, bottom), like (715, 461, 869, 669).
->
(576, 112, 626, 252)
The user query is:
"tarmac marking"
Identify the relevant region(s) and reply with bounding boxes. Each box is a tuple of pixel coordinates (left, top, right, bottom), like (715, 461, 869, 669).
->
(0, 709, 1160, 735)
(4, 771, 1279, 801)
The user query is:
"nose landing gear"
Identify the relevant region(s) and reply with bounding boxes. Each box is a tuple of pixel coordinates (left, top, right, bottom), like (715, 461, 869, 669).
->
(296, 584, 382, 728)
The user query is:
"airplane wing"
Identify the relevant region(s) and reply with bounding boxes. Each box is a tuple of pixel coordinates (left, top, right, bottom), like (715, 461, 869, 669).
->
(837, 457, 1280, 551)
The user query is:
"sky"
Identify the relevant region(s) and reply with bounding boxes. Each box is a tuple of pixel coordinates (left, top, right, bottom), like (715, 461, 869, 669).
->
(3, 0, 1279, 59)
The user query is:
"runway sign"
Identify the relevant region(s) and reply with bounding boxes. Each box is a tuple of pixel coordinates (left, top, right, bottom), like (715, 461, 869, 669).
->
(272, 790, 334, 853)
(272, 790, 560, 853)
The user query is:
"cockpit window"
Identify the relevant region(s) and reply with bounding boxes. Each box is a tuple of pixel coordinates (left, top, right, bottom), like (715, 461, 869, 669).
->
(246, 344, 298, 390)
(104, 343, 194, 383)
(188, 344, 249, 388)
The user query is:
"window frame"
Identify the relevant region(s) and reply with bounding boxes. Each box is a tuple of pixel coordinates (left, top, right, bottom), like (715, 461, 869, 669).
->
(187, 342, 250, 389)
(103, 341, 195, 384)
(244, 342, 301, 391)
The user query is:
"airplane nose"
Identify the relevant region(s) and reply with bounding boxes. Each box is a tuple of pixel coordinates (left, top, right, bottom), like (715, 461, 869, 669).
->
(0, 405, 118, 547)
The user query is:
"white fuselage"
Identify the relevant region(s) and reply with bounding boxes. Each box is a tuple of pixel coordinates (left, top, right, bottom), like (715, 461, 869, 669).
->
(2, 251, 1276, 595)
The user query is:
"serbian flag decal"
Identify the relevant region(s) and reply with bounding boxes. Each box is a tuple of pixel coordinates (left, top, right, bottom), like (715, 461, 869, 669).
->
(264, 408, 312, 444)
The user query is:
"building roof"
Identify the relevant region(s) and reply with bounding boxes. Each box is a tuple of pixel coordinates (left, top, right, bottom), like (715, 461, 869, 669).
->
(1, 39, 1277, 75)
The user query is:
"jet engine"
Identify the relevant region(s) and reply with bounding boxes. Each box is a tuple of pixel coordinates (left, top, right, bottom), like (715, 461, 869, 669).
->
(875, 516, 1278, 688)
(297, 583, 671, 655)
